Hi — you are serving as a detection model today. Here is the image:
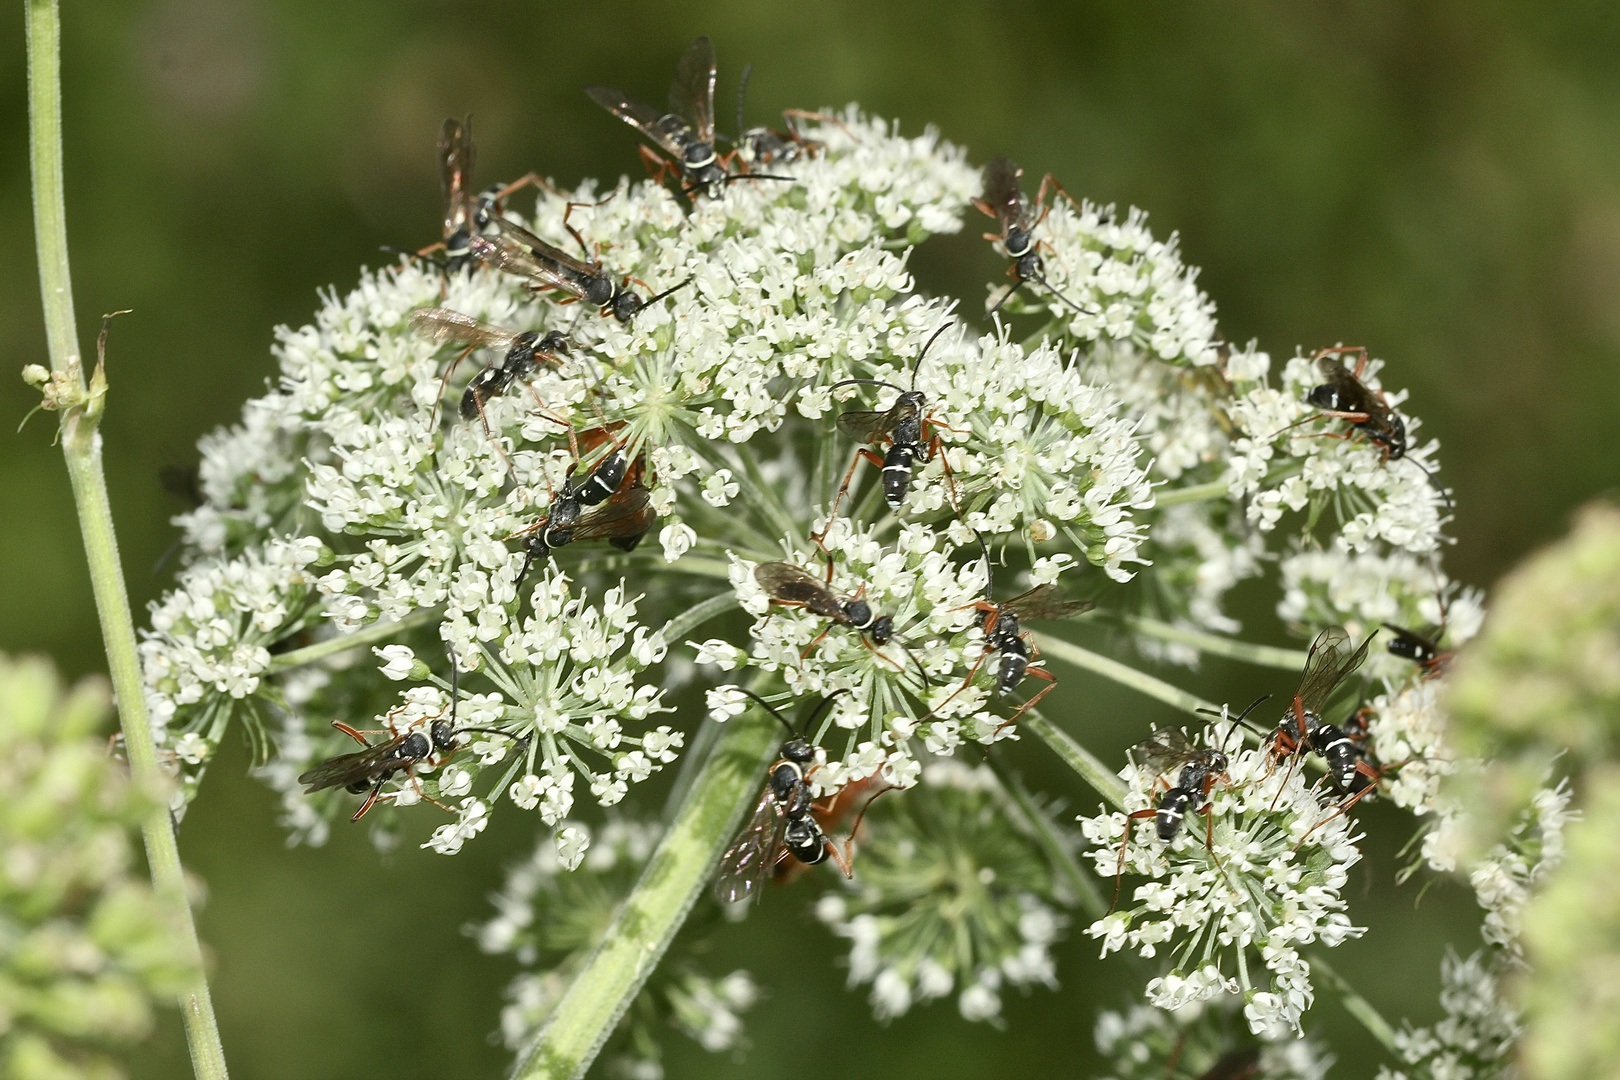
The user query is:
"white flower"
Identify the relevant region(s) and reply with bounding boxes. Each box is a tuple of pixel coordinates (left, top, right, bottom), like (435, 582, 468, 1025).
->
(374, 644, 417, 680)
(658, 522, 696, 562)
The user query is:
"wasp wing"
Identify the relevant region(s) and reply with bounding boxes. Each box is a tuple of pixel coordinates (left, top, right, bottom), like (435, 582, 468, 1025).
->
(1315, 356, 1388, 420)
(1001, 583, 1095, 622)
(438, 116, 476, 237)
(1295, 626, 1372, 716)
(980, 155, 1032, 234)
(296, 737, 403, 794)
(715, 788, 787, 905)
(408, 308, 517, 352)
(1128, 727, 1200, 776)
(567, 486, 656, 541)
(488, 215, 602, 280)
(670, 35, 717, 145)
(753, 562, 846, 620)
(585, 85, 692, 163)
(835, 405, 900, 444)
(467, 234, 586, 301)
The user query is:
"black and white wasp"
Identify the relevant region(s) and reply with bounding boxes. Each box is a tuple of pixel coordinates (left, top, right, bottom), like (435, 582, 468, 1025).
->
(408, 307, 573, 424)
(715, 691, 853, 905)
(469, 214, 687, 324)
(974, 156, 1092, 319)
(1268, 626, 1377, 793)
(588, 36, 794, 198)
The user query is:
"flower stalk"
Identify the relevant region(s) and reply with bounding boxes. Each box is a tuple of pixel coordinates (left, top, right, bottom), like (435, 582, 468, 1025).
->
(25, 3, 229, 1077)
(511, 709, 779, 1080)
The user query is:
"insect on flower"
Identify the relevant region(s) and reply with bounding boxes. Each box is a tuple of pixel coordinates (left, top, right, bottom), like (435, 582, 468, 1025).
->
(715, 690, 858, 905)
(1267, 626, 1378, 794)
(1298, 346, 1451, 509)
(732, 63, 833, 169)
(1110, 696, 1270, 908)
(408, 307, 574, 426)
(1383, 622, 1453, 677)
(754, 559, 893, 647)
(820, 322, 959, 526)
(297, 665, 519, 821)
(586, 35, 793, 198)
(469, 214, 689, 325)
(513, 479, 656, 590)
(975, 156, 1093, 319)
(424, 117, 538, 275)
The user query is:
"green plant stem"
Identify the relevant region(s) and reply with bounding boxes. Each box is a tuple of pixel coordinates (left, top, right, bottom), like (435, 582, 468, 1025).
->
(988, 754, 1108, 919)
(1116, 614, 1308, 670)
(1021, 708, 1128, 812)
(655, 590, 735, 643)
(512, 711, 779, 1080)
(1034, 632, 1218, 717)
(1155, 478, 1230, 507)
(267, 605, 443, 672)
(1311, 952, 1402, 1057)
(26, 4, 228, 1077)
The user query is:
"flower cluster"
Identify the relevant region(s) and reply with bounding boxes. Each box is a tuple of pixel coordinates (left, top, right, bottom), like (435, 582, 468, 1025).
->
(478, 818, 755, 1077)
(1093, 1001, 1332, 1080)
(815, 760, 1072, 1025)
(1080, 730, 1365, 1037)
(0, 654, 188, 1080)
(1376, 951, 1521, 1080)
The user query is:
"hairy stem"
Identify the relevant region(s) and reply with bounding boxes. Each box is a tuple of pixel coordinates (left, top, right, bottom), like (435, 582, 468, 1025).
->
(26, 3, 229, 1077)
(1311, 952, 1403, 1057)
(1034, 632, 1218, 717)
(267, 605, 443, 672)
(1115, 614, 1308, 670)
(512, 711, 778, 1080)
(1022, 708, 1128, 812)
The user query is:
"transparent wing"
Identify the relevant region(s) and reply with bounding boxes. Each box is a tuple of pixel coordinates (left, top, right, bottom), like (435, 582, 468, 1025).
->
(437, 117, 476, 237)
(1295, 626, 1371, 715)
(670, 35, 717, 144)
(408, 308, 517, 351)
(1001, 583, 1095, 622)
(585, 84, 691, 161)
(714, 789, 787, 905)
(835, 406, 899, 444)
(980, 155, 1030, 233)
(1128, 727, 1199, 775)
(466, 235, 585, 300)
(296, 737, 403, 793)
(489, 215, 601, 280)
(753, 562, 844, 619)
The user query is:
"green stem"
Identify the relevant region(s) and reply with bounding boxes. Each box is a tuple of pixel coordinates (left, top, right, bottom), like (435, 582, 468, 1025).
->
(512, 711, 779, 1080)
(267, 605, 442, 672)
(988, 754, 1108, 919)
(1310, 952, 1403, 1058)
(1021, 709, 1127, 812)
(1154, 478, 1230, 507)
(1115, 614, 1308, 670)
(1033, 632, 1218, 718)
(26, 3, 229, 1077)
(655, 590, 735, 644)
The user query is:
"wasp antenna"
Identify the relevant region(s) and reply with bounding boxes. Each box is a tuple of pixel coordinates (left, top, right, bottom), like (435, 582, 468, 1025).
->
(829, 376, 907, 395)
(800, 689, 852, 734)
(985, 280, 1022, 321)
(735, 687, 802, 738)
(909, 320, 955, 388)
(642, 276, 694, 308)
(1405, 455, 1454, 514)
(1033, 276, 1097, 318)
(1221, 693, 1273, 748)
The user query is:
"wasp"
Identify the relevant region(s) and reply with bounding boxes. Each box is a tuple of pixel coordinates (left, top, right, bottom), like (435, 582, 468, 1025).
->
(297, 666, 518, 820)
(513, 480, 656, 589)
(1267, 626, 1377, 794)
(1109, 696, 1270, 909)
(587, 36, 792, 198)
(468, 214, 687, 324)
(429, 117, 539, 275)
(732, 63, 832, 169)
(820, 322, 959, 531)
(408, 307, 573, 426)
(715, 690, 859, 905)
(974, 156, 1092, 319)
(753, 560, 892, 646)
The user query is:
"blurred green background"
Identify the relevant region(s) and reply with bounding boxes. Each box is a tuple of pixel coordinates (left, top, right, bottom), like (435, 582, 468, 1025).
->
(4, 2, 1618, 1077)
